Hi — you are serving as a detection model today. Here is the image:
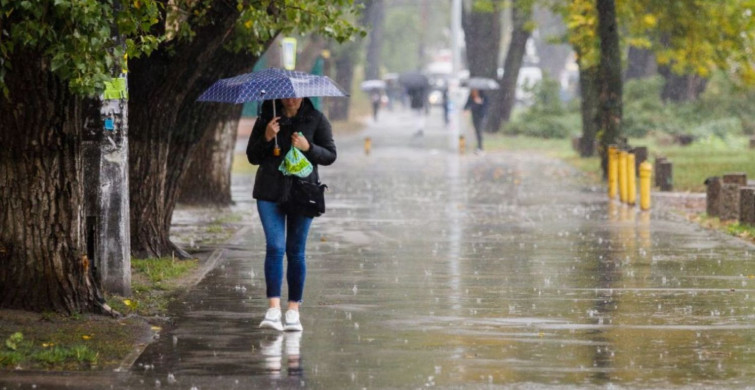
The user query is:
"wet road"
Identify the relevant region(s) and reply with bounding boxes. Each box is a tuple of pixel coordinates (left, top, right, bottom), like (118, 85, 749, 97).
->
(18, 109, 755, 389)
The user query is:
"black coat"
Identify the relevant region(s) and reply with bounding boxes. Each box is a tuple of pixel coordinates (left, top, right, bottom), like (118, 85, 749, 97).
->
(246, 98, 337, 202)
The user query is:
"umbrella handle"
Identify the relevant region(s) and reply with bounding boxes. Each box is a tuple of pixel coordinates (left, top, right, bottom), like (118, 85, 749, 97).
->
(272, 100, 280, 156)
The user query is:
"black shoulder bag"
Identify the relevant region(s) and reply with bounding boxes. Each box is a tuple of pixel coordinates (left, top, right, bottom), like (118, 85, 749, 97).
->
(278, 177, 327, 218)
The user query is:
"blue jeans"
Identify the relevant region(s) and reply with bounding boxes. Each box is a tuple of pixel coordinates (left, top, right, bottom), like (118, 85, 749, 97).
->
(256, 200, 313, 303)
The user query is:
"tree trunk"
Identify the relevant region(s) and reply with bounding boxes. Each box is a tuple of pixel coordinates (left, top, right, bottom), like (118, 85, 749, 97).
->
(0, 49, 102, 313)
(532, 6, 572, 81)
(177, 105, 243, 206)
(462, 2, 501, 78)
(328, 43, 358, 121)
(364, 0, 385, 80)
(128, 2, 243, 258)
(625, 46, 656, 80)
(486, 0, 532, 133)
(297, 36, 328, 72)
(658, 65, 707, 102)
(596, 0, 623, 177)
(578, 62, 600, 157)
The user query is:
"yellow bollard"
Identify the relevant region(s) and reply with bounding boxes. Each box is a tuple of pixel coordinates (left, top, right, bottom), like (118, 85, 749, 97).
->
(639, 160, 653, 210)
(364, 136, 371, 155)
(626, 153, 637, 205)
(459, 135, 466, 154)
(608, 145, 618, 199)
(618, 150, 628, 203)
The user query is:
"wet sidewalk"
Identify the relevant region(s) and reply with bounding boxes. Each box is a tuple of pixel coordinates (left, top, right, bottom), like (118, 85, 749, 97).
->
(123, 109, 755, 389)
(10, 108, 755, 389)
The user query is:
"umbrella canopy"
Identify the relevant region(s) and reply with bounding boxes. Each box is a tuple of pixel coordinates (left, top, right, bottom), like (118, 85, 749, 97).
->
(463, 77, 500, 90)
(360, 79, 386, 91)
(398, 71, 430, 90)
(197, 68, 349, 104)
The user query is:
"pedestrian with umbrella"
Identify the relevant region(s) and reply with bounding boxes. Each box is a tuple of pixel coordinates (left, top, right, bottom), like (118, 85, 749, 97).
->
(462, 77, 499, 153)
(399, 71, 430, 136)
(199, 68, 347, 332)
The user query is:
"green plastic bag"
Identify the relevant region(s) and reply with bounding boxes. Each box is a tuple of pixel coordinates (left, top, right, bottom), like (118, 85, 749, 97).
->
(279, 146, 313, 178)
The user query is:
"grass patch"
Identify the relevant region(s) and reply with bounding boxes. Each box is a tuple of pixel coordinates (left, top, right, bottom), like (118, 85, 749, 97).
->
(0, 313, 150, 370)
(0, 332, 98, 370)
(485, 132, 755, 193)
(634, 135, 755, 192)
(106, 257, 199, 317)
(131, 257, 198, 284)
(690, 214, 755, 245)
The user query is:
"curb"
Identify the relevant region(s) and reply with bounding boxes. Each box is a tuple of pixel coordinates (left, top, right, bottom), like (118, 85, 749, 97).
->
(114, 224, 255, 372)
(113, 247, 226, 373)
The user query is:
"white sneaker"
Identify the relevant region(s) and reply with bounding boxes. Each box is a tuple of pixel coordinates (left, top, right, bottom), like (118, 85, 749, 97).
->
(283, 310, 303, 332)
(259, 308, 283, 331)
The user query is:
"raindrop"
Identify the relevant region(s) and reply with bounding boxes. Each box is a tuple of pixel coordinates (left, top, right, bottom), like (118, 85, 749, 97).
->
(155, 379, 161, 388)
(167, 373, 177, 385)
(352, 285, 358, 295)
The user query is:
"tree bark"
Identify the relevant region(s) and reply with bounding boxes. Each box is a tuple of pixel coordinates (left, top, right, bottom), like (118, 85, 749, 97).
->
(596, 0, 623, 177)
(128, 2, 247, 258)
(297, 36, 328, 72)
(658, 65, 707, 102)
(364, 0, 385, 80)
(486, 0, 531, 133)
(0, 49, 102, 313)
(578, 61, 600, 157)
(328, 49, 356, 121)
(462, 2, 501, 78)
(625, 46, 656, 80)
(177, 107, 241, 206)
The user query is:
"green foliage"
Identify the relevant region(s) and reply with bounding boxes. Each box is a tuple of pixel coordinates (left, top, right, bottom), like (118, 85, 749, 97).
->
(0, 0, 161, 97)
(506, 78, 580, 139)
(1, 331, 98, 369)
(229, 1, 364, 55)
(621, 75, 751, 140)
(381, 0, 450, 73)
(621, 0, 755, 84)
(5, 332, 23, 351)
(1, 0, 363, 97)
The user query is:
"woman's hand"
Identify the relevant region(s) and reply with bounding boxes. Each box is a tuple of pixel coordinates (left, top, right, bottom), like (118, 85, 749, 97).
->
(265, 117, 280, 142)
(291, 132, 310, 151)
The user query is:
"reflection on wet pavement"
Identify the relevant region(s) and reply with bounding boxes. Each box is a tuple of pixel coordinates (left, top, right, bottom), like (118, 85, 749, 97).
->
(123, 111, 755, 389)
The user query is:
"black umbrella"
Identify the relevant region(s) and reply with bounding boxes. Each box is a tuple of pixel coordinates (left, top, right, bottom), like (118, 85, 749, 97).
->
(462, 77, 500, 90)
(398, 71, 430, 90)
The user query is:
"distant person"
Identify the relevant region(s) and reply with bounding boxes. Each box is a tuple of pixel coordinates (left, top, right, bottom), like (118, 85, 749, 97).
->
(370, 89, 381, 121)
(464, 88, 488, 153)
(408, 87, 427, 136)
(441, 87, 450, 126)
(246, 97, 337, 332)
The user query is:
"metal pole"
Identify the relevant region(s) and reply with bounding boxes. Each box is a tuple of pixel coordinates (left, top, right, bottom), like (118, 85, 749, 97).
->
(448, 0, 463, 150)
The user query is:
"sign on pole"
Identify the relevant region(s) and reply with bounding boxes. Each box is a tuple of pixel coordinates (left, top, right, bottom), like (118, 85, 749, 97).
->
(281, 37, 297, 70)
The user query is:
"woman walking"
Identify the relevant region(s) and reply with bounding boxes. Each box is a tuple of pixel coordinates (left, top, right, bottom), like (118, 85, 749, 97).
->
(464, 88, 489, 153)
(246, 97, 337, 331)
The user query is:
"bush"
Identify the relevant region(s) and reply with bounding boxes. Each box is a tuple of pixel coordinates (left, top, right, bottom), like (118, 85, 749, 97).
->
(506, 114, 579, 139)
(505, 77, 579, 139)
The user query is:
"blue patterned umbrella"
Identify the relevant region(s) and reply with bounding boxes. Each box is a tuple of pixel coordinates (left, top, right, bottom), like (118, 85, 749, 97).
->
(197, 68, 349, 103)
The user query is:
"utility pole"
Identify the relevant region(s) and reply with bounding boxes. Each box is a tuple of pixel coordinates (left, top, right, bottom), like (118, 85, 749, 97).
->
(448, 0, 464, 149)
(83, 1, 131, 296)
